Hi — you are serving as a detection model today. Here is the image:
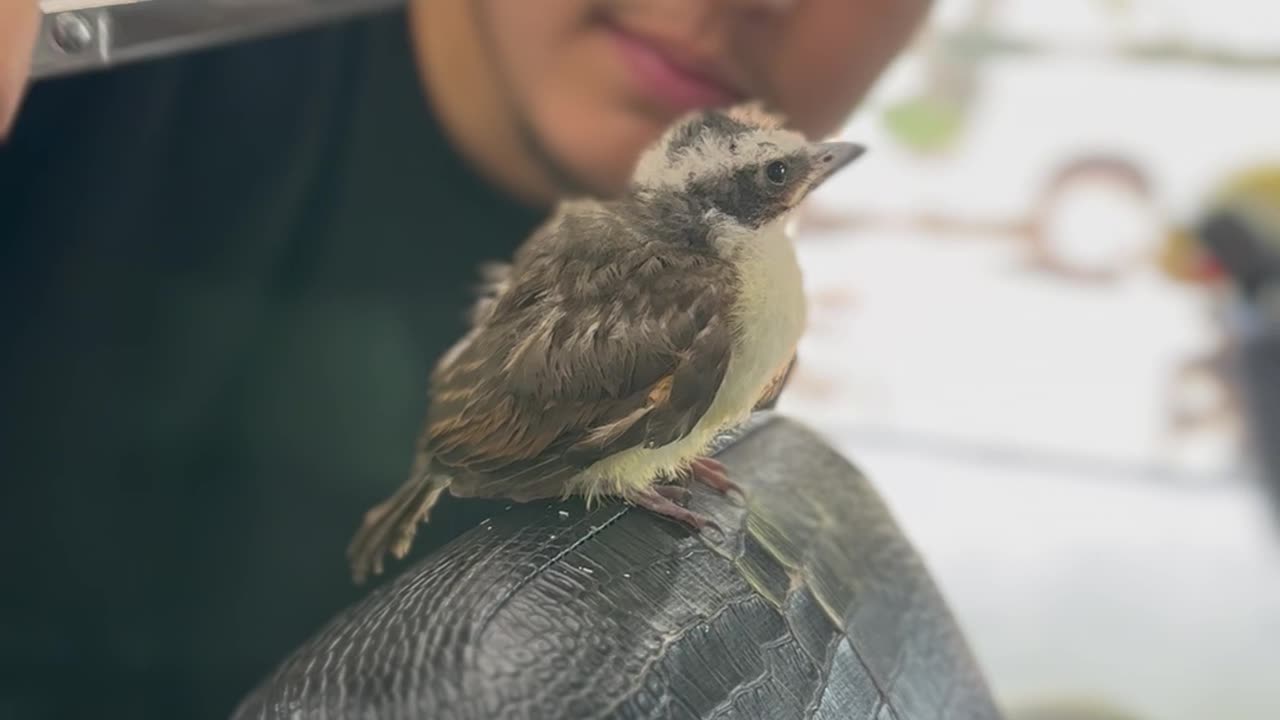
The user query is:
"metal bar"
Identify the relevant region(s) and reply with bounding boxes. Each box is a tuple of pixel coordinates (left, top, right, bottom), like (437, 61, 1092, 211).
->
(31, 0, 404, 80)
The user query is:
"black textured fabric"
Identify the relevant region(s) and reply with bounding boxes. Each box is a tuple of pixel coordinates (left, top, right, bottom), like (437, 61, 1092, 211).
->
(0, 9, 542, 719)
(235, 415, 1002, 720)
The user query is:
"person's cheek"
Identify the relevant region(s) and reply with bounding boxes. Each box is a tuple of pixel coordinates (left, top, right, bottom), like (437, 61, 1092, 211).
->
(1, 2, 40, 139)
(526, 27, 667, 195)
(534, 56, 653, 194)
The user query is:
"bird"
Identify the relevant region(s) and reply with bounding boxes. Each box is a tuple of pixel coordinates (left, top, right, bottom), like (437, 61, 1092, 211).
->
(346, 103, 865, 583)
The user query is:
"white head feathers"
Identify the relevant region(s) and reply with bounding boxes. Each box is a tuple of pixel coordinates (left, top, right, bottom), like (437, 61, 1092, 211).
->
(632, 104, 808, 190)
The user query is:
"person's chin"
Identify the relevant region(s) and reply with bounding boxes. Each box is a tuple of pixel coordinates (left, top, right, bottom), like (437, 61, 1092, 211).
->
(533, 102, 671, 199)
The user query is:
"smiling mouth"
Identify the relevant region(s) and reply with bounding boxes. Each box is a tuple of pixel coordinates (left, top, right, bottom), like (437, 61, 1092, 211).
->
(602, 22, 746, 116)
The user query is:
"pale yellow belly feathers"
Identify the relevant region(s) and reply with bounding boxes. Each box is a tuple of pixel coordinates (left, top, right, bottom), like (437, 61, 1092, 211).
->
(574, 217, 807, 501)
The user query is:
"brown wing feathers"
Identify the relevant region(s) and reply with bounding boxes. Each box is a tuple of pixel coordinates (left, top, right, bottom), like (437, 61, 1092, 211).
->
(424, 228, 737, 492)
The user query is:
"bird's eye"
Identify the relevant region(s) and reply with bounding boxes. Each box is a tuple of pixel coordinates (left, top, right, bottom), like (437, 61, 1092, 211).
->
(765, 160, 788, 185)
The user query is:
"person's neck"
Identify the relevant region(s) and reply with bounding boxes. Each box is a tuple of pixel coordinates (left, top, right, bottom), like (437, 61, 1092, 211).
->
(407, 0, 558, 209)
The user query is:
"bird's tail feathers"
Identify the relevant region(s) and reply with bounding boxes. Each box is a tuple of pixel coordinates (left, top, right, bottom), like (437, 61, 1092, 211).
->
(346, 455, 452, 584)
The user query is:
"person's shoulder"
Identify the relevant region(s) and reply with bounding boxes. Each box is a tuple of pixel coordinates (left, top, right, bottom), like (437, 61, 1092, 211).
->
(9, 9, 400, 150)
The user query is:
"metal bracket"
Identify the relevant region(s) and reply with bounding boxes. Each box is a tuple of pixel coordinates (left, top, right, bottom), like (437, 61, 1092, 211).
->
(31, 0, 404, 80)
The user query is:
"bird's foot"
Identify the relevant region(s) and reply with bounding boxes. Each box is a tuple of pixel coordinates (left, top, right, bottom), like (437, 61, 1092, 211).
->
(633, 486, 721, 537)
(651, 484, 691, 503)
(686, 457, 745, 500)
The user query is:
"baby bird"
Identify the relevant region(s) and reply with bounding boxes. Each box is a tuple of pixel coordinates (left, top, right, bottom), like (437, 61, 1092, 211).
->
(347, 104, 864, 582)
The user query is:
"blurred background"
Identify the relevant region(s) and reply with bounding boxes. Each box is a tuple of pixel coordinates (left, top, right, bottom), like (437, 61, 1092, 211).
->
(13, 1, 1280, 717)
(779, 1, 1280, 718)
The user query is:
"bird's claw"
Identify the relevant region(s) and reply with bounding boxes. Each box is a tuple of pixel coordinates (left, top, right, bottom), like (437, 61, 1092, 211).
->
(687, 457, 745, 502)
(651, 484, 692, 503)
(633, 486, 723, 539)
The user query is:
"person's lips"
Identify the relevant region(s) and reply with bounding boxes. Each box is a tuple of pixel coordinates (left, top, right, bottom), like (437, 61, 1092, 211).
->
(605, 24, 745, 115)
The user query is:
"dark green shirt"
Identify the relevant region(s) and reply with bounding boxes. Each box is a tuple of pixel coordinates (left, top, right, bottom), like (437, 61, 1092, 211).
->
(0, 10, 543, 718)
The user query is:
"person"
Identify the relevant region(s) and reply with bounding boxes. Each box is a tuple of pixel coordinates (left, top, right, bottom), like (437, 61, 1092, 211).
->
(0, 1, 930, 717)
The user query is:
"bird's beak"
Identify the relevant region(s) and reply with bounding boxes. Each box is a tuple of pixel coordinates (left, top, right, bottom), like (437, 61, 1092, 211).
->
(804, 141, 866, 193)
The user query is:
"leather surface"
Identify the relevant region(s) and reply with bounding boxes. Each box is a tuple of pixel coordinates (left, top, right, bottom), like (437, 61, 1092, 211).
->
(233, 414, 1002, 720)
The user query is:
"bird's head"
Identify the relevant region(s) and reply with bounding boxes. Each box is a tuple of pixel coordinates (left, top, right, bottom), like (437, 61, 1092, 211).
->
(631, 103, 865, 231)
